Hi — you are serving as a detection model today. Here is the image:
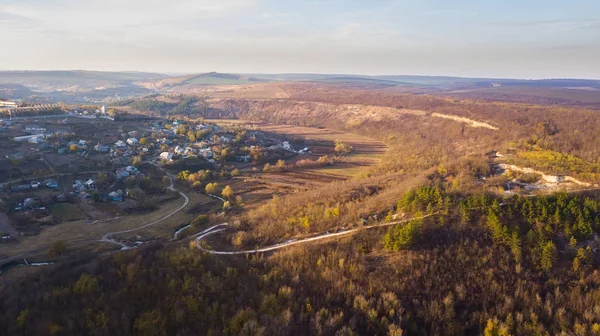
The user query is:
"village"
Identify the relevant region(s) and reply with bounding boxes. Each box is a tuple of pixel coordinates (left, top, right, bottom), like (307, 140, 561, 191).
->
(0, 110, 311, 241)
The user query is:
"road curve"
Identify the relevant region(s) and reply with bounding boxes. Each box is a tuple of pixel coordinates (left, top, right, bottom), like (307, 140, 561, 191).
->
(194, 214, 434, 255)
(100, 163, 189, 248)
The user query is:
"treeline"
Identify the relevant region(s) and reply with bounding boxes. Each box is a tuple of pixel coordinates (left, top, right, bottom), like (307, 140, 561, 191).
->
(116, 96, 206, 117)
(385, 185, 600, 275)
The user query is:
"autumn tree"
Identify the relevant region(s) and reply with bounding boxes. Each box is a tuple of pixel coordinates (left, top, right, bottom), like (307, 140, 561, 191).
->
(541, 241, 557, 273)
(250, 146, 263, 162)
(139, 137, 148, 145)
(222, 185, 234, 200)
(205, 183, 218, 195)
(69, 144, 78, 152)
(334, 140, 353, 155)
(276, 159, 287, 171)
(188, 131, 196, 143)
(572, 246, 593, 273)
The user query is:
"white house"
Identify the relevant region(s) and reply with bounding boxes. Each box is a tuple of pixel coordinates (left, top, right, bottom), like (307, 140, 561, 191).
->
(160, 152, 173, 161)
(115, 140, 127, 148)
(28, 135, 45, 144)
(174, 145, 185, 154)
(85, 179, 97, 191)
(127, 138, 139, 146)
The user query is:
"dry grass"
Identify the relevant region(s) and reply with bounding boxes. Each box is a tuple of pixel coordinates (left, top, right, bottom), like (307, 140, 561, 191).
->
(48, 203, 87, 221)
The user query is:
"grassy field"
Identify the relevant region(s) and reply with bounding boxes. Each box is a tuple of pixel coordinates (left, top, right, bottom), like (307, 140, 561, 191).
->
(49, 203, 87, 221)
(308, 165, 368, 177)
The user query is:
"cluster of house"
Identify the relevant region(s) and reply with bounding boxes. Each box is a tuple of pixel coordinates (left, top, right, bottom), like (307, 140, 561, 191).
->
(116, 165, 140, 180)
(71, 177, 124, 202)
(9, 179, 59, 193)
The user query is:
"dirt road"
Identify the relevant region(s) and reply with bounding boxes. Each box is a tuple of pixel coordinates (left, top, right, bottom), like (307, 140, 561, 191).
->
(100, 162, 189, 248)
(194, 214, 434, 255)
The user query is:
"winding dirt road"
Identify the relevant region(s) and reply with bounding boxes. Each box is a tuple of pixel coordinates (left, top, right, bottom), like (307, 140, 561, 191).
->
(100, 163, 189, 248)
(194, 214, 434, 255)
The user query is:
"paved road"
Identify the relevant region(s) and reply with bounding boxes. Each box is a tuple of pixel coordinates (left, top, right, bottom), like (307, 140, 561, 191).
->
(194, 214, 435, 255)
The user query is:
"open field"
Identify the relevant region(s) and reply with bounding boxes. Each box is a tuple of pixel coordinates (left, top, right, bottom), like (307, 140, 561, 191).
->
(256, 123, 387, 177)
(113, 192, 216, 241)
(48, 203, 87, 221)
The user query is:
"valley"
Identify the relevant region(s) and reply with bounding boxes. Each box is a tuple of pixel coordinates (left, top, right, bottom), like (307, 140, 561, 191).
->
(2, 74, 600, 336)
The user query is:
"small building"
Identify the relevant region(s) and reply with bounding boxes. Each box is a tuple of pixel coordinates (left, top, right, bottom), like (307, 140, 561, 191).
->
(116, 167, 130, 179)
(237, 155, 252, 163)
(282, 141, 292, 151)
(115, 140, 127, 148)
(85, 179, 97, 191)
(78, 140, 88, 148)
(173, 145, 184, 154)
(94, 143, 110, 152)
(0, 100, 17, 108)
(116, 166, 139, 179)
(14, 135, 40, 142)
(28, 135, 45, 144)
(45, 179, 59, 189)
(127, 138, 139, 146)
(72, 180, 85, 191)
(160, 152, 173, 161)
(108, 191, 123, 202)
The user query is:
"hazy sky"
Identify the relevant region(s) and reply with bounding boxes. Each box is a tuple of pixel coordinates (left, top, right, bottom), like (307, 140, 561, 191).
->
(1, 0, 599, 78)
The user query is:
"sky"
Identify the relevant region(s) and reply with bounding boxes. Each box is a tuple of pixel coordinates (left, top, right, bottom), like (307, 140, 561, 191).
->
(0, 0, 599, 78)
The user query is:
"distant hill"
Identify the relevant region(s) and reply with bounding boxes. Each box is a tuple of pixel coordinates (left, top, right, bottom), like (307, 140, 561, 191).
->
(0, 70, 167, 86)
(0, 70, 169, 103)
(0, 84, 35, 100)
(147, 72, 271, 89)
